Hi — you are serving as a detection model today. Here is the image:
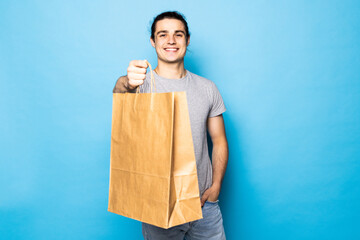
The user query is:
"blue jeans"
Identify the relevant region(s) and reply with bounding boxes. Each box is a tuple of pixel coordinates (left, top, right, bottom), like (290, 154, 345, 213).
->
(142, 200, 226, 240)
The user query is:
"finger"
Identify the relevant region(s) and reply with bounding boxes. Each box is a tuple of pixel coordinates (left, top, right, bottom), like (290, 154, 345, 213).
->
(128, 79, 144, 87)
(127, 72, 146, 81)
(130, 60, 148, 68)
(128, 65, 147, 74)
(201, 197, 207, 207)
(200, 194, 209, 207)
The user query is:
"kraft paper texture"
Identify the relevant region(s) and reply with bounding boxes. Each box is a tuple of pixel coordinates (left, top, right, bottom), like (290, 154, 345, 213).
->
(108, 61, 202, 229)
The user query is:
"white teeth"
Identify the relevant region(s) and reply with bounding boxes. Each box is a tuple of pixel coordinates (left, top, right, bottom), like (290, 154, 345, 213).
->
(165, 48, 178, 51)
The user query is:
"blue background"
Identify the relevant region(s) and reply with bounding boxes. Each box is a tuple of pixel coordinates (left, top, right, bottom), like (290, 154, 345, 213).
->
(1, 0, 359, 239)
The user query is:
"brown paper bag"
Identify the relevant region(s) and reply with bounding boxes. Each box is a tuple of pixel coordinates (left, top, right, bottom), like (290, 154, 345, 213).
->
(108, 61, 203, 229)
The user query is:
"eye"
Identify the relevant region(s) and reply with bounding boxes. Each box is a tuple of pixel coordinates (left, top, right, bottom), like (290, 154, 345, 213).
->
(159, 34, 166, 37)
(176, 34, 183, 37)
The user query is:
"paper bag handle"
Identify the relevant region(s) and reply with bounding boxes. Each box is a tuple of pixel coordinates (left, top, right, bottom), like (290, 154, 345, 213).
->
(136, 59, 156, 94)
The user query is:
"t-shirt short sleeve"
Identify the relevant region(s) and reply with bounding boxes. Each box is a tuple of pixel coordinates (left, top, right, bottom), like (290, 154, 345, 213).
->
(208, 81, 226, 118)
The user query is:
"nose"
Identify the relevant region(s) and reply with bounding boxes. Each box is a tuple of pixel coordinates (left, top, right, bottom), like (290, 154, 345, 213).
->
(168, 35, 176, 44)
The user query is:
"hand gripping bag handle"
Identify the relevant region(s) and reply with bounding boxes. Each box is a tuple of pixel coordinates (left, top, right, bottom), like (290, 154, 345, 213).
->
(135, 60, 156, 94)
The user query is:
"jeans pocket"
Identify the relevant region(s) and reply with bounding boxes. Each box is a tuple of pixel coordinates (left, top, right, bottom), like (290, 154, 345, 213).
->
(206, 199, 219, 204)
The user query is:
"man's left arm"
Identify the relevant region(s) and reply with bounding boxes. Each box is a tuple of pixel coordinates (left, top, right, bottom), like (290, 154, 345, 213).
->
(200, 114, 229, 206)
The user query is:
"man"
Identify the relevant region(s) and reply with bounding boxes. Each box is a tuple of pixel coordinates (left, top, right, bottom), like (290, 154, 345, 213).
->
(113, 11, 228, 240)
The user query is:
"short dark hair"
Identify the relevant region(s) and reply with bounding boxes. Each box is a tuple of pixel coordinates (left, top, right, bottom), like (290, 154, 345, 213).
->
(150, 11, 190, 42)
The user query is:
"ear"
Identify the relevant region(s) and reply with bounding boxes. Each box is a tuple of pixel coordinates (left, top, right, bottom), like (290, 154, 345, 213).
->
(150, 37, 155, 48)
(186, 36, 190, 46)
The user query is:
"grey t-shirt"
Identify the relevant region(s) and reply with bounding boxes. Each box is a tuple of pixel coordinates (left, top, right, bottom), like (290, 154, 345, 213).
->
(139, 69, 226, 197)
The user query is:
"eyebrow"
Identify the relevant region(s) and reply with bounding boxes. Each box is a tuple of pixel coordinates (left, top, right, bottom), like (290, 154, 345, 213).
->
(156, 30, 186, 35)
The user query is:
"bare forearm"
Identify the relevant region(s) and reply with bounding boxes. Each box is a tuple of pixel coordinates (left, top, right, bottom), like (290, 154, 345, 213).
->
(211, 142, 229, 189)
(113, 75, 137, 93)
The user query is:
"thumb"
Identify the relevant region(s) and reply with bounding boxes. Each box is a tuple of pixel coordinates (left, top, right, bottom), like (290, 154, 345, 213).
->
(201, 192, 209, 207)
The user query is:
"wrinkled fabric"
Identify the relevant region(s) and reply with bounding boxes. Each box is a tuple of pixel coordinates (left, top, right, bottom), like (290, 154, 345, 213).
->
(140, 70, 227, 198)
(142, 200, 226, 240)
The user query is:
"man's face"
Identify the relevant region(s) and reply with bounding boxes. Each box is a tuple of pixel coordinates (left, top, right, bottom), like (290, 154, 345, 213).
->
(150, 18, 190, 64)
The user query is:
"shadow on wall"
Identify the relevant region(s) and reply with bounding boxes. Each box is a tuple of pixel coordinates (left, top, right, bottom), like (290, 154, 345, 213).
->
(207, 113, 264, 238)
(207, 113, 244, 232)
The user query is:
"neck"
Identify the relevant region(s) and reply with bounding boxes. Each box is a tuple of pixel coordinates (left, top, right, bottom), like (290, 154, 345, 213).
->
(154, 60, 187, 79)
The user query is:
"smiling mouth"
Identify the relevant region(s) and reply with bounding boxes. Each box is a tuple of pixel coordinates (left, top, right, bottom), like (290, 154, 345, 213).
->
(164, 48, 179, 52)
